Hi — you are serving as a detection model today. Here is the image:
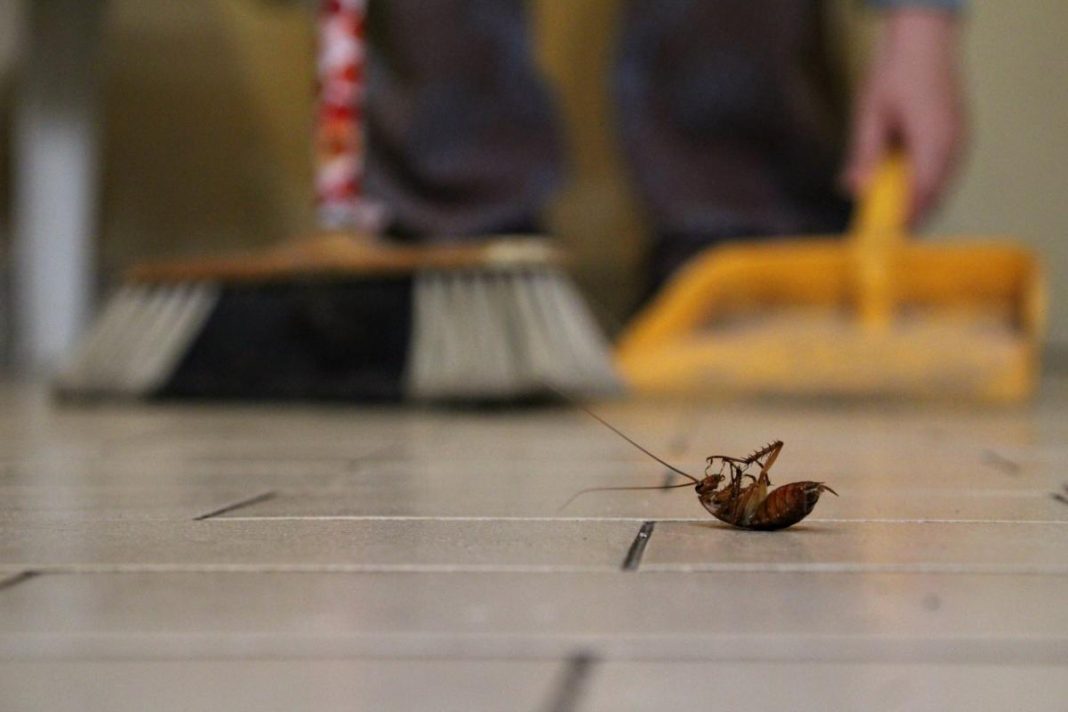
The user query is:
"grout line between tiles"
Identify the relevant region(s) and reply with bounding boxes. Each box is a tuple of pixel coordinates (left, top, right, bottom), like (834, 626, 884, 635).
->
(6, 633, 1067, 665)
(211, 515, 1068, 525)
(640, 562, 1068, 574)
(213, 515, 700, 522)
(622, 521, 656, 571)
(0, 570, 40, 592)
(344, 442, 406, 472)
(193, 491, 277, 521)
(981, 449, 1022, 475)
(11, 559, 1068, 576)
(542, 651, 598, 712)
(8, 564, 624, 575)
(5, 563, 1068, 576)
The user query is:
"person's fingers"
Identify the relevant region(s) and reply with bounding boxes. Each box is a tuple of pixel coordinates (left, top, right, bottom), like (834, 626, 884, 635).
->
(842, 92, 892, 197)
(903, 111, 960, 226)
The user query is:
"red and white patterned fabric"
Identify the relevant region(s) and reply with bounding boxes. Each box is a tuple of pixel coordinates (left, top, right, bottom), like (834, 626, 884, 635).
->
(315, 0, 387, 231)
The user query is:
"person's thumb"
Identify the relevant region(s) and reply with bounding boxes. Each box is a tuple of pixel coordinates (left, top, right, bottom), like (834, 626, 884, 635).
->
(842, 98, 891, 198)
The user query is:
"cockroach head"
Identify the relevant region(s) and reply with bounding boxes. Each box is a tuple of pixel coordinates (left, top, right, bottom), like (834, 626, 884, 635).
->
(695, 472, 725, 495)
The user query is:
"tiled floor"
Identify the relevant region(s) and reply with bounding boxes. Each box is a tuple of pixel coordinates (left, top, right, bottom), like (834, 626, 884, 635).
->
(1, 380, 1067, 710)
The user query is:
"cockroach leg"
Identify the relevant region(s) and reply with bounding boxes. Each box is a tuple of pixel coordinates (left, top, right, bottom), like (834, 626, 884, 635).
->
(748, 441, 783, 487)
(757, 440, 783, 473)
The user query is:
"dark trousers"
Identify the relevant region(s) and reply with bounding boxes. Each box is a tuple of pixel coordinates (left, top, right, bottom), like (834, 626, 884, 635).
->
(364, 0, 852, 283)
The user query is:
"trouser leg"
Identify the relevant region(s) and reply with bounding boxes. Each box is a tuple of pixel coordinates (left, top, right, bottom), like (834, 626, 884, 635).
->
(364, 0, 563, 238)
(615, 0, 852, 290)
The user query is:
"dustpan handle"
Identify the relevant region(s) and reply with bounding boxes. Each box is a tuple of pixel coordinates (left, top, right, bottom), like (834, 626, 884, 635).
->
(850, 153, 911, 236)
(849, 153, 911, 328)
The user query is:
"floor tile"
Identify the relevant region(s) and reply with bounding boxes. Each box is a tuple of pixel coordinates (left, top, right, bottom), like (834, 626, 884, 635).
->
(220, 459, 689, 519)
(583, 661, 1068, 712)
(0, 658, 563, 712)
(0, 485, 265, 522)
(3, 377, 1068, 710)
(359, 403, 693, 464)
(221, 463, 1068, 522)
(0, 458, 353, 488)
(2, 572, 1064, 661)
(644, 521, 1068, 573)
(0, 519, 639, 570)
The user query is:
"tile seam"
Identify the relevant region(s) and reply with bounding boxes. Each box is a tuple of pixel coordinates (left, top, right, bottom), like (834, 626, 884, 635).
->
(622, 521, 656, 571)
(194, 491, 277, 521)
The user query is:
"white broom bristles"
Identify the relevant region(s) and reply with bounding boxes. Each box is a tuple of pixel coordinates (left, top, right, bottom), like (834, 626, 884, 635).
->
(54, 284, 219, 398)
(406, 265, 620, 400)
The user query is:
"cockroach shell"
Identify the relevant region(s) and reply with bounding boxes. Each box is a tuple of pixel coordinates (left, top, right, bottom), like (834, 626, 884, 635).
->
(743, 481, 834, 531)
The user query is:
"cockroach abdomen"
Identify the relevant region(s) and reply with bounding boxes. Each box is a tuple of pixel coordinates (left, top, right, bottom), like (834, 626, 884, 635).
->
(747, 482, 832, 530)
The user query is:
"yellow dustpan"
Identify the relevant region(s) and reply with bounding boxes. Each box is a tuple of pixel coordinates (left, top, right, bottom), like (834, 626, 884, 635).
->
(615, 156, 1046, 401)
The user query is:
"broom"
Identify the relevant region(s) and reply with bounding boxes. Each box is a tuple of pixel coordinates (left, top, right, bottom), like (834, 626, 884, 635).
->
(54, 0, 619, 402)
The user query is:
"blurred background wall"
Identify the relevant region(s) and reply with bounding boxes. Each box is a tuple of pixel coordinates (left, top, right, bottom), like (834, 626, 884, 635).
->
(0, 0, 1066, 358)
(925, 0, 1066, 349)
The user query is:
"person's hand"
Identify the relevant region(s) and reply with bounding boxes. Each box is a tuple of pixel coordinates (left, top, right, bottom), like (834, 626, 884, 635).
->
(843, 9, 966, 226)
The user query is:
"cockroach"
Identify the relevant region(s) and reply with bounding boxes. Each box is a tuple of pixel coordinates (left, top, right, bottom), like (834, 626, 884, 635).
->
(561, 404, 837, 530)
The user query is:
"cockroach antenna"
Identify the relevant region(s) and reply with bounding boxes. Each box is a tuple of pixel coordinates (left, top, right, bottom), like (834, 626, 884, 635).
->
(550, 388, 699, 485)
(549, 387, 703, 513)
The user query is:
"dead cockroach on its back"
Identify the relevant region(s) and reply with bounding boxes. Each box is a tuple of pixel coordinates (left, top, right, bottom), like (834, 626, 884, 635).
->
(561, 405, 836, 530)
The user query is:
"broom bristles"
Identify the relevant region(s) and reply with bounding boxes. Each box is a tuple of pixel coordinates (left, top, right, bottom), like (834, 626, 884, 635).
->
(405, 265, 620, 400)
(55, 285, 219, 398)
(56, 239, 620, 402)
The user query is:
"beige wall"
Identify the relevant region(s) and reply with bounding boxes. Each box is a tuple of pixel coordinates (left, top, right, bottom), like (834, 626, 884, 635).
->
(926, 0, 1068, 345)
(2, 0, 1065, 344)
(95, 0, 314, 268)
